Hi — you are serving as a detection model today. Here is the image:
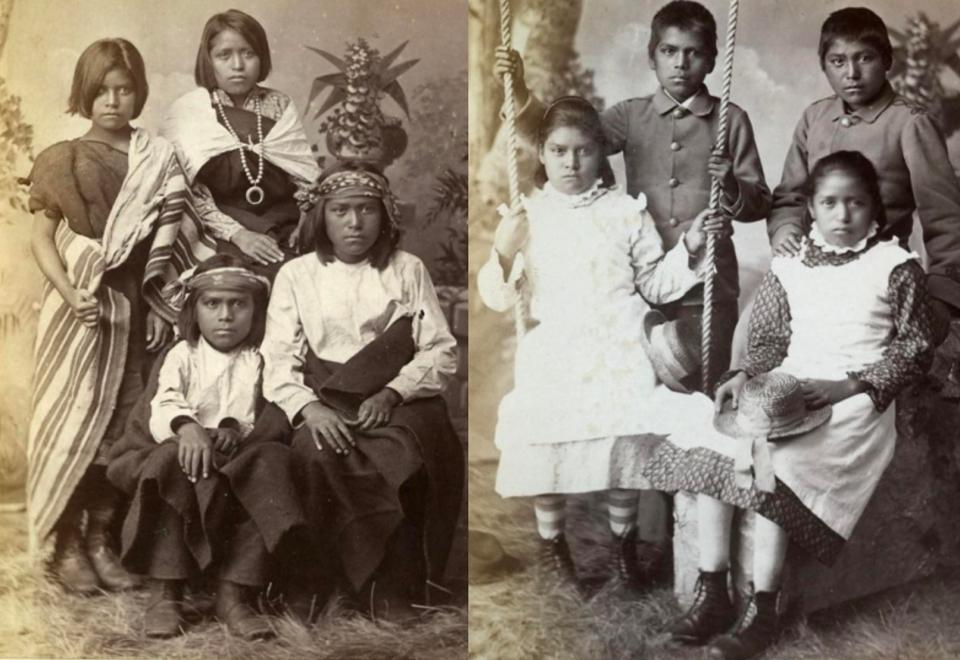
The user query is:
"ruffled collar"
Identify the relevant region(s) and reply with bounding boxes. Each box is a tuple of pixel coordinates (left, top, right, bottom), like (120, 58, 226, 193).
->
(541, 179, 610, 208)
(806, 222, 878, 255)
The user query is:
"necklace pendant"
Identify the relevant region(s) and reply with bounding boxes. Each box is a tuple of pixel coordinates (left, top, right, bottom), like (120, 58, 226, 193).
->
(246, 185, 265, 206)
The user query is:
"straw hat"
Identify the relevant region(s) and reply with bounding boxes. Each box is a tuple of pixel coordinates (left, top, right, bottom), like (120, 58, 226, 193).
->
(468, 530, 523, 585)
(714, 372, 831, 441)
(638, 310, 701, 393)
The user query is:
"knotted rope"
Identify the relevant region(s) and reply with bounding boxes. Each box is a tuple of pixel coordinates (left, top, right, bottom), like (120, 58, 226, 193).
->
(703, 0, 740, 393)
(498, 0, 529, 339)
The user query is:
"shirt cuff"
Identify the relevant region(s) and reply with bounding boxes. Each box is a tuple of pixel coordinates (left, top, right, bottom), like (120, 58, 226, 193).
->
(284, 392, 322, 427)
(384, 375, 415, 402)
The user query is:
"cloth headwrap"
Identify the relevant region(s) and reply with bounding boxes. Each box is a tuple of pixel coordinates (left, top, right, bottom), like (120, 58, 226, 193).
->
(315, 170, 401, 232)
(162, 266, 270, 312)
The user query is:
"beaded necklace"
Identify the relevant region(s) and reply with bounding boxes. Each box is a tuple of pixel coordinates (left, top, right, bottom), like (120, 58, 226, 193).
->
(214, 91, 265, 206)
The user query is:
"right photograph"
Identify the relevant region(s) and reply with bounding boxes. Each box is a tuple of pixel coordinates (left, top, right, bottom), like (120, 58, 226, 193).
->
(467, 1, 960, 658)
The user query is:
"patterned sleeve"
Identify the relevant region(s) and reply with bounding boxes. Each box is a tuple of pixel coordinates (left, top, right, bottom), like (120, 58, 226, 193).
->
(850, 259, 936, 411)
(741, 270, 792, 376)
(191, 181, 245, 241)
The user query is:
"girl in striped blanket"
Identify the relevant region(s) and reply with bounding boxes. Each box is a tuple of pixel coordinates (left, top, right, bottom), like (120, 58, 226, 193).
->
(24, 39, 211, 594)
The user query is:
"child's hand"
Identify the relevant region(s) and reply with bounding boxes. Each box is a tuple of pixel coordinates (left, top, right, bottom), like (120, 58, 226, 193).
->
(493, 207, 529, 263)
(684, 209, 728, 254)
(145, 310, 172, 352)
(231, 228, 284, 265)
(493, 46, 530, 105)
(301, 401, 355, 456)
(356, 388, 401, 431)
(212, 427, 241, 455)
(714, 372, 748, 412)
(771, 225, 804, 257)
(67, 288, 99, 327)
(707, 148, 738, 198)
(800, 377, 867, 409)
(177, 422, 213, 483)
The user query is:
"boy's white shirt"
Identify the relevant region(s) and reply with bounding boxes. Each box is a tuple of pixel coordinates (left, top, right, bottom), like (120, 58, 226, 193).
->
(149, 338, 262, 442)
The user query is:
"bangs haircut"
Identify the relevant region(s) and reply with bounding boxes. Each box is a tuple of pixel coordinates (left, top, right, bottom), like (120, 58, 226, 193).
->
(535, 95, 616, 189)
(176, 254, 268, 347)
(647, 0, 718, 63)
(818, 7, 893, 70)
(312, 162, 401, 270)
(68, 38, 148, 118)
(194, 9, 272, 89)
(804, 150, 888, 234)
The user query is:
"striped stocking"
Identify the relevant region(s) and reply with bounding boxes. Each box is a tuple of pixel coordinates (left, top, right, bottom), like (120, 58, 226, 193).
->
(533, 494, 567, 540)
(607, 489, 639, 537)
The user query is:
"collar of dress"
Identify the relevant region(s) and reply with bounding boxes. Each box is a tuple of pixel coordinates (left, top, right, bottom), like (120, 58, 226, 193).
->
(805, 221, 879, 256)
(210, 86, 268, 109)
(541, 179, 611, 208)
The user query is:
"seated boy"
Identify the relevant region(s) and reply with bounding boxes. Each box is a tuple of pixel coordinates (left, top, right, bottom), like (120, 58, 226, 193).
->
(769, 6, 960, 332)
(494, 0, 771, 584)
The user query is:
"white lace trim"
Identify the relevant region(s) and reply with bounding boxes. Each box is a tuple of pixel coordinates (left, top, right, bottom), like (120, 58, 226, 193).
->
(807, 222, 878, 255)
(542, 179, 610, 208)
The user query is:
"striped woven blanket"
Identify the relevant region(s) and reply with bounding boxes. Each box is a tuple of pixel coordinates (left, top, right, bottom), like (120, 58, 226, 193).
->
(27, 130, 214, 548)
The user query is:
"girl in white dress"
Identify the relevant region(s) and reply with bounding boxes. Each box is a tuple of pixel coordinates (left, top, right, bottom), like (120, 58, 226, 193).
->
(478, 96, 725, 590)
(638, 151, 938, 660)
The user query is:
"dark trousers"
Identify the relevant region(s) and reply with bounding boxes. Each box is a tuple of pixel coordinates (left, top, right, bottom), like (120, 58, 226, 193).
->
(139, 443, 269, 587)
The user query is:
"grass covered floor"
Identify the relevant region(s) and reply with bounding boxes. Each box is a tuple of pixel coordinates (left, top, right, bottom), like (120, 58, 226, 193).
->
(0, 511, 466, 660)
(468, 461, 960, 660)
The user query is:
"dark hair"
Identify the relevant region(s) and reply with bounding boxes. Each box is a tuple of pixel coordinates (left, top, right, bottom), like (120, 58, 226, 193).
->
(68, 38, 148, 119)
(194, 9, 272, 89)
(176, 254, 268, 347)
(804, 150, 887, 233)
(647, 0, 718, 63)
(311, 162, 401, 270)
(534, 96, 616, 189)
(818, 7, 893, 70)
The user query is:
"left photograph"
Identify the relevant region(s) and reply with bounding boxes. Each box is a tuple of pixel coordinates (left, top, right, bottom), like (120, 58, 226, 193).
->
(0, 1, 467, 657)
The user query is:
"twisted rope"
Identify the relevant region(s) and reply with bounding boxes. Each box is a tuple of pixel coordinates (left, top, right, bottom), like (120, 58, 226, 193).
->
(498, 0, 528, 339)
(702, 0, 739, 394)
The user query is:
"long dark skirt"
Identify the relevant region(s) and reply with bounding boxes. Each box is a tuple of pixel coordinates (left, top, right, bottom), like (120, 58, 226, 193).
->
(291, 325, 464, 593)
(107, 348, 305, 583)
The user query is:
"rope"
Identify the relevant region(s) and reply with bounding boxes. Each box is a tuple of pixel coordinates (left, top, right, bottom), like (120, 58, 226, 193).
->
(498, 0, 528, 339)
(702, 0, 740, 394)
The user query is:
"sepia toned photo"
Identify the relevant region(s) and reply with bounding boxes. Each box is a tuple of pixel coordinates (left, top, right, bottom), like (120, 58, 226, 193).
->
(0, 1, 467, 658)
(468, 1, 960, 658)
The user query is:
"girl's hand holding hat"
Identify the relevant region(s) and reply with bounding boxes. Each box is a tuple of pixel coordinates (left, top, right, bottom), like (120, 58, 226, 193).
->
(714, 371, 748, 412)
(684, 208, 729, 254)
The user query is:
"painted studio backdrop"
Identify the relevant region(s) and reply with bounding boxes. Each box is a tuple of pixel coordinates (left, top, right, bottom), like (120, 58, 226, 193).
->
(0, 0, 468, 507)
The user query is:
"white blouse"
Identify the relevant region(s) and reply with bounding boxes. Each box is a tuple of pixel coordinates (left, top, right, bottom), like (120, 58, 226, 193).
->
(149, 339, 263, 442)
(262, 250, 458, 423)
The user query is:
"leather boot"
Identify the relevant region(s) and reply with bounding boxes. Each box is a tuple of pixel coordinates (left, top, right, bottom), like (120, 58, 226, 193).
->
(669, 569, 736, 645)
(86, 489, 142, 591)
(637, 539, 673, 587)
(51, 508, 100, 595)
(366, 521, 425, 624)
(216, 580, 275, 640)
(707, 588, 780, 660)
(145, 579, 184, 638)
(608, 528, 645, 592)
(537, 534, 581, 595)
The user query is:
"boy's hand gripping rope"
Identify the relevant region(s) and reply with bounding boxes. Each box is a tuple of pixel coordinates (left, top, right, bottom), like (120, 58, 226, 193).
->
(703, 0, 739, 394)
(499, 0, 529, 339)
